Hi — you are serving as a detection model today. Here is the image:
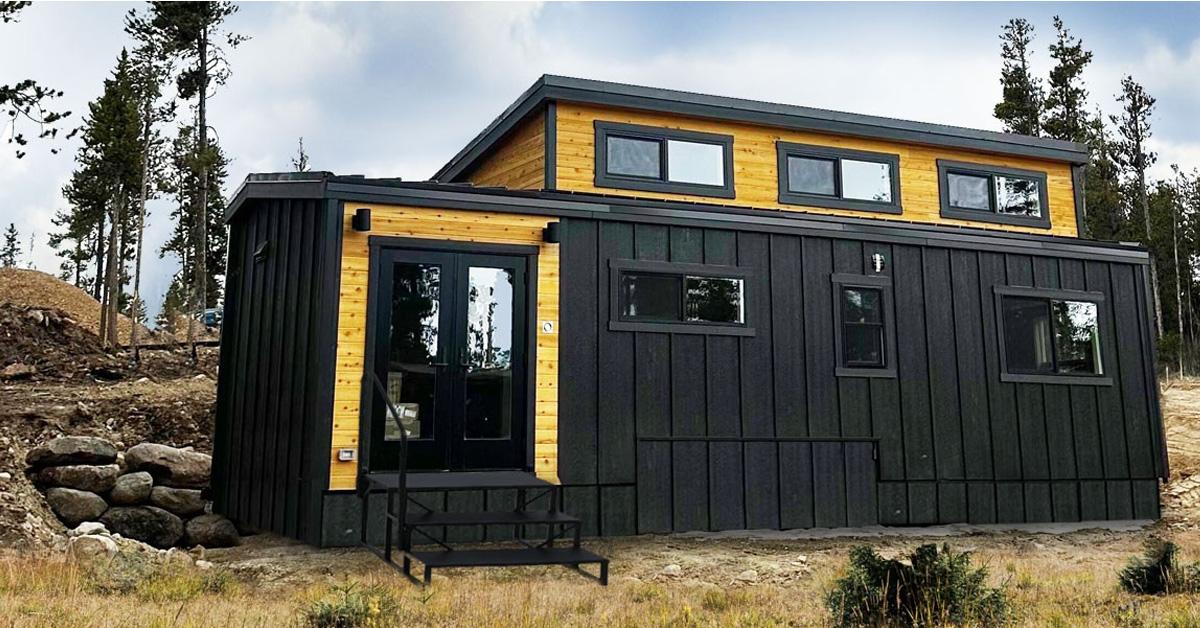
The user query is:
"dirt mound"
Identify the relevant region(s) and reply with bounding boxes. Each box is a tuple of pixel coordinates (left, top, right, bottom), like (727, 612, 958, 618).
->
(0, 268, 170, 345)
(0, 304, 129, 381)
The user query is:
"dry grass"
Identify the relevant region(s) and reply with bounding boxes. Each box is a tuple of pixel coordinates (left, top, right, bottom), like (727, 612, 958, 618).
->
(3, 530, 1200, 627)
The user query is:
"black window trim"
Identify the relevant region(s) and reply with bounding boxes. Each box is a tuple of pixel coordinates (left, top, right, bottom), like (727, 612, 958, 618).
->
(776, 142, 903, 215)
(832, 273, 897, 378)
(608, 258, 754, 336)
(938, 159, 1052, 229)
(594, 121, 736, 199)
(993, 285, 1112, 386)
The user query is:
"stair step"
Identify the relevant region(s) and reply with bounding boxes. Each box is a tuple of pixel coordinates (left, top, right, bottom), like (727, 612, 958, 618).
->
(406, 510, 580, 527)
(407, 546, 607, 569)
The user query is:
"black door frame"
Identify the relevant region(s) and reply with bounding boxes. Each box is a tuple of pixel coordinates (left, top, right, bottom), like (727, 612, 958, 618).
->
(358, 236, 540, 474)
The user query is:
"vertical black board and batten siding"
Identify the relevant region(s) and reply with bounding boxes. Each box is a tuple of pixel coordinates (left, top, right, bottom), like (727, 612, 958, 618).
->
(556, 217, 1164, 535)
(212, 198, 338, 545)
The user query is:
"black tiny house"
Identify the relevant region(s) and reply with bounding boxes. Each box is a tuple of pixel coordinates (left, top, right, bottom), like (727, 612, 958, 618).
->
(215, 76, 1166, 547)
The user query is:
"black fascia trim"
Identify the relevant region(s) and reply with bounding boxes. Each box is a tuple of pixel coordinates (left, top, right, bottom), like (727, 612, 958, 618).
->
(776, 141, 902, 214)
(937, 160, 1052, 229)
(366, 235, 540, 257)
(992, 285, 1113, 386)
(226, 178, 326, 222)
(544, 101, 557, 189)
(314, 181, 1150, 265)
(608, 258, 755, 336)
(1072, 164, 1088, 237)
(433, 76, 1089, 181)
(593, 121, 736, 199)
(831, 273, 897, 378)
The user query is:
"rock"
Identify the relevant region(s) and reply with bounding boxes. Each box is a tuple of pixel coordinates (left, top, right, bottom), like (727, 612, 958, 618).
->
(37, 464, 120, 492)
(69, 521, 109, 537)
(68, 534, 118, 560)
(661, 564, 682, 577)
(161, 547, 194, 567)
(149, 486, 205, 517)
(26, 436, 117, 468)
(100, 506, 184, 549)
(0, 472, 10, 481)
(125, 443, 211, 488)
(737, 569, 759, 583)
(0, 363, 36, 380)
(45, 487, 108, 526)
(184, 514, 239, 548)
(109, 472, 153, 505)
(195, 560, 214, 571)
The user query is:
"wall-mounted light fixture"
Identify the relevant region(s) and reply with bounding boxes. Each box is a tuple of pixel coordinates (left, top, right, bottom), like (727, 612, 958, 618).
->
(351, 207, 371, 231)
(542, 221, 561, 243)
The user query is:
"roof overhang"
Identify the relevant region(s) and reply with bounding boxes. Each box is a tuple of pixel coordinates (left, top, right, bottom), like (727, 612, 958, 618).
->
(433, 75, 1091, 182)
(227, 174, 1145, 267)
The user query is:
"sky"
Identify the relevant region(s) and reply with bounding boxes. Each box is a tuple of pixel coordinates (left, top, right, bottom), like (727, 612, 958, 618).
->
(2, 2, 1199, 324)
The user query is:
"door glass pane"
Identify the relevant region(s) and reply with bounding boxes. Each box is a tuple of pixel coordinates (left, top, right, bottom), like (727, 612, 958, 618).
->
(385, 262, 441, 440)
(620, 273, 682, 320)
(465, 266, 515, 440)
(667, 140, 725, 185)
(947, 172, 991, 211)
(787, 156, 836, 196)
(684, 276, 743, 323)
(1002, 296, 1053, 373)
(607, 136, 660, 178)
(842, 160, 893, 203)
(995, 175, 1042, 216)
(1053, 300, 1101, 374)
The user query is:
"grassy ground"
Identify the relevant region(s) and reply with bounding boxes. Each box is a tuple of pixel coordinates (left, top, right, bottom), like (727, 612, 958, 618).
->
(2, 527, 1200, 627)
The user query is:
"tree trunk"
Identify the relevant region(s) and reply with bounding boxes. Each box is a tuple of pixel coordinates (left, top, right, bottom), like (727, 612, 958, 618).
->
(189, 25, 210, 364)
(102, 192, 121, 348)
(130, 115, 152, 363)
(1173, 199, 1184, 375)
(93, 211, 106, 301)
(1140, 168, 1164, 338)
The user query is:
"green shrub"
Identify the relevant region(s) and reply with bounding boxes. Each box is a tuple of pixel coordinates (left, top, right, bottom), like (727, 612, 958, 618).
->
(1118, 538, 1200, 595)
(298, 582, 401, 628)
(826, 544, 1011, 627)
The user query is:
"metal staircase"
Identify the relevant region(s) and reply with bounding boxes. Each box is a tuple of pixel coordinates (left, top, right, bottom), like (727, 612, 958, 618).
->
(358, 374, 608, 585)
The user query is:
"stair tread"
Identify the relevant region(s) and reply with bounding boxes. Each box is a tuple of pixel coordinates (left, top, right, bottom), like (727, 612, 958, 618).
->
(407, 547, 607, 568)
(406, 510, 580, 526)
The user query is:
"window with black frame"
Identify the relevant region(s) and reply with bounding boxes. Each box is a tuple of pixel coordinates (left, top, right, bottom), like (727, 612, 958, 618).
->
(938, 160, 1050, 228)
(831, 273, 896, 378)
(610, 260, 751, 336)
(1000, 293, 1103, 377)
(776, 142, 902, 214)
(595, 121, 735, 198)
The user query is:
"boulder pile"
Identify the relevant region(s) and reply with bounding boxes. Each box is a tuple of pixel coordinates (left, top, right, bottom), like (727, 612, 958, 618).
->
(26, 436, 239, 549)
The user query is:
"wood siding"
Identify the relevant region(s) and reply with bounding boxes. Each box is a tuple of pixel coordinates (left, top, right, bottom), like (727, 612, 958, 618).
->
(329, 203, 559, 490)
(213, 197, 339, 545)
(554, 103, 1080, 237)
(557, 217, 1161, 535)
(464, 111, 546, 189)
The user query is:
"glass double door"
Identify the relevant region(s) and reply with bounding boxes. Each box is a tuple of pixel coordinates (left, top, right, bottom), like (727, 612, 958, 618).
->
(370, 248, 528, 471)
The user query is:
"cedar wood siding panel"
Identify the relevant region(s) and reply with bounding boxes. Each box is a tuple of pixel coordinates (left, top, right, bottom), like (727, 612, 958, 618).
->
(556, 216, 1161, 534)
(554, 102, 1080, 237)
(213, 197, 337, 545)
(463, 110, 546, 190)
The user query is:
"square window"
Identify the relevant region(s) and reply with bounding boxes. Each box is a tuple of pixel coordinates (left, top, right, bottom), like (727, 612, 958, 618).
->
(667, 140, 725, 186)
(837, 285, 889, 370)
(685, 276, 743, 323)
(606, 136, 660, 179)
(947, 172, 992, 211)
(787, 156, 837, 196)
(995, 175, 1042, 217)
(842, 160, 893, 203)
(1000, 293, 1103, 378)
(620, 273, 681, 320)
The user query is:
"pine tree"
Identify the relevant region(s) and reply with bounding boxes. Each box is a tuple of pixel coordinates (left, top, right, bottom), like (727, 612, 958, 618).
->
(1083, 111, 1125, 241)
(130, 1, 245, 359)
(160, 123, 230, 310)
(994, 18, 1043, 136)
(1042, 16, 1093, 143)
(1111, 75, 1161, 337)
(0, 223, 18, 267)
(291, 136, 310, 171)
(1, 1, 74, 158)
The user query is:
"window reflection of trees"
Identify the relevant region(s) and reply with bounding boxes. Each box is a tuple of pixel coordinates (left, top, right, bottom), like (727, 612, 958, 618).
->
(390, 264, 440, 364)
(467, 268, 513, 371)
(685, 277, 743, 323)
(1052, 300, 1100, 374)
(995, 176, 1041, 217)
